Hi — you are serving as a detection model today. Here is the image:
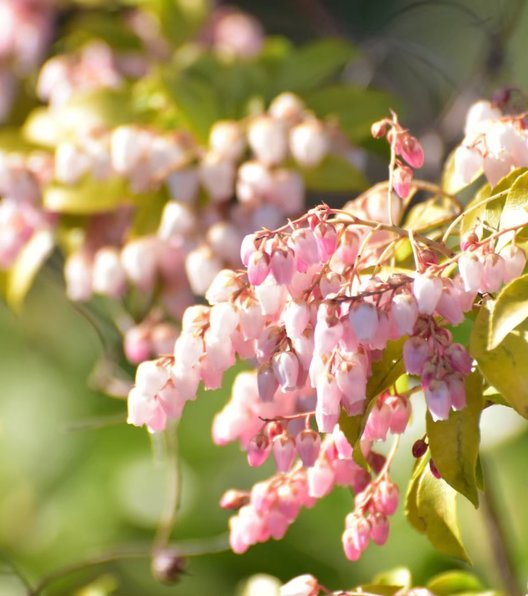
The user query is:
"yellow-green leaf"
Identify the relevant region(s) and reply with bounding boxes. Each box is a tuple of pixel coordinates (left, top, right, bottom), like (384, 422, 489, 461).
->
(426, 372, 483, 507)
(488, 274, 528, 350)
(44, 177, 128, 214)
(499, 169, 528, 232)
(5, 230, 54, 311)
(415, 468, 470, 562)
(427, 570, 484, 594)
(470, 303, 528, 418)
(372, 567, 412, 590)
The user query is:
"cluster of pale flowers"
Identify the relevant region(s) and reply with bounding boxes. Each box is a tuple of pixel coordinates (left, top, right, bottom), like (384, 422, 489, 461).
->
(126, 185, 525, 561)
(453, 98, 528, 187)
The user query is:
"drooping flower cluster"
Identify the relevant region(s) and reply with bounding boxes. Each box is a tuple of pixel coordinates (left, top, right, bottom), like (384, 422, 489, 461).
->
(452, 99, 528, 187)
(126, 182, 525, 561)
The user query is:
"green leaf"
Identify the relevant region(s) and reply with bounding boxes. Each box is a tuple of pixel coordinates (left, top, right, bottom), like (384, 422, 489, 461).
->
(273, 39, 356, 93)
(415, 468, 470, 562)
(44, 177, 128, 214)
(5, 230, 54, 311)
(338, 409, 362, 447)
(355, 585, 402, 596)
(499, 169, 528, 233)
(470, 302, 528, 418)
(0, 129, 38, 153)
(426, 372, 483, 507)
(372, 567, 412, 589)
(426, 570, 484, 594)
(300, 154, 367, 192)
(303, 84, 396, 142)
(162, 74, 221, 142)
(405, 455, 428, 531)
(488, 274, 528, 350)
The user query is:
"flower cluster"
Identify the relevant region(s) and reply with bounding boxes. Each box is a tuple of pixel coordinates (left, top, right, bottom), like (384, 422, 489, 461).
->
(452, 99, 528, 187)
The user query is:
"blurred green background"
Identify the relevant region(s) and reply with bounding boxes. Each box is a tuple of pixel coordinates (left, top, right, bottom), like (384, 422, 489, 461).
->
(2, 1, 528, 594)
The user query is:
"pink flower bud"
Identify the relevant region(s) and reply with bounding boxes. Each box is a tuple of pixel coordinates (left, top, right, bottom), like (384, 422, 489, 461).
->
(257, 364, 279, 402)
(341, 528, 362, 561)
(289, 119, 329, 168)
(458, 252, 484, 292)
(307, 462, 335, 498)
(413, 273, 443, 314)
(369, 513, 390, 545)
(335, 359, 367, 413)
(375, 480, 399, 515)
(446, 374, 467, 410)
(239, 299, 265, 340)
(333, 229, 359, 267)
(363, 402, 391, 441)
(272, 435, 297, 472)
(269, 92, 305, 124)
(403, 336, 430, 375)
(248, 115, 288, 165)
(425, 379, 452, 421)
(247, 250, 270, 286)
(391, 293, 418, 336)
(313, 222, 337, 261)
(268, 168, 305, 216)
(289, 228, 320, 272)
(272, 351, 300, 391)
(283, 300, 311, 339)
(124, 326, 151, 364)
(400, 134, 425, 168)
(206, 269, 242, 304)
(296, 430, 321, 467)
(481, 252, 505, 293)
(445, 343, 472, 374)
(345, 513, 371, 551)
(247, 433, 270, 467)
(256, 325, 282, 362)
(348, 302, 379, 343)
(500, 244, 526, 282)
(270, 246, 296, 285)
(385, 394, 411, 434)
(315, 376, 342, 432)
(166, 168, 199, 203)
(393, 164, 413, 198)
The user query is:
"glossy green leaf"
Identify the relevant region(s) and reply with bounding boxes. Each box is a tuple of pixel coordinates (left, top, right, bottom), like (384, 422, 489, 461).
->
(426, 372, 483, 507)
(366, 338, 406, 401)
(415, 468, 470, 562)
(5, 230, 54, 311)
(470, 302, 528, 418)
(300, 154, 367, 191)
(273, 39, 356, 93)
(488, 274, 528, 349)
(338, 410, 362, 447)
(44, 177, 128, 214)
(426, 570, 484, 594)
(499, 169, 528, 232)
(304, 84, 395, 142)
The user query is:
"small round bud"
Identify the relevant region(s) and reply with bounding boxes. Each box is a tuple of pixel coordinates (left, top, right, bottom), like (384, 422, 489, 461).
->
(429, 458, 442, 479)
(151, 550, 186, 584)
(412, 438, 428, 458)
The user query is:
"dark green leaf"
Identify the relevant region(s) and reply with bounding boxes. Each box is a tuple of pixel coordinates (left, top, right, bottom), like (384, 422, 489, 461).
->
(426, 372, 483, 507)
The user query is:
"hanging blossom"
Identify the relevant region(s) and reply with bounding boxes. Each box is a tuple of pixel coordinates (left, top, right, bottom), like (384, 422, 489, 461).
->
(451, 99, 528, 187)
(125, 161, 526, 561)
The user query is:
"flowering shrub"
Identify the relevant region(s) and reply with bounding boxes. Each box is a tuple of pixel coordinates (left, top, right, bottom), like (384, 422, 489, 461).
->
(1, 1, 528, 595)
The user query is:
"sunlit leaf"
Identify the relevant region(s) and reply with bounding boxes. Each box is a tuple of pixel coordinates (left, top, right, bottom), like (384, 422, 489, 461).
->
(44, 177, 129, 214)
(372, 567, 412, 589)
(499, 169, 528, 232)
(426, 372, 483, 507)
(470, 302, 528, 418)
(5, 230, 54, 311)
(488, 274, 528, 350)
(426, 570, 484, 594)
